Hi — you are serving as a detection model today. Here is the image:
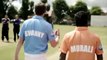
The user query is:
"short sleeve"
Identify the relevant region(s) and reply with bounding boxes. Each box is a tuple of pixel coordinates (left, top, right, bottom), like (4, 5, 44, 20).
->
(47, 24, 55, 41)
(18, 23, 25, 40)
(95, 37, 103, 55)
(60, 34, 69, 54)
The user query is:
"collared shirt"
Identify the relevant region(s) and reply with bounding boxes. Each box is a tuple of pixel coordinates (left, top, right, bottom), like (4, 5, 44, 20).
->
(19, 15, 55, 54)
(60, 27, 103, 60)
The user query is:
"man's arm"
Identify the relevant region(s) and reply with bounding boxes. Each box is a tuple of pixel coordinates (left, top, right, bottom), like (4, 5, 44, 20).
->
(50, 35, 59, 47)
(50, 29, 60, 47)
(97, 54, 103, 60)
(59, 52, 66, 60)
(14, 37, 24, 60)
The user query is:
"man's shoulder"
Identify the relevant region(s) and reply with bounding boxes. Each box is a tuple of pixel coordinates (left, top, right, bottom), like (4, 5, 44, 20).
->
(44, 21, 51, 26)
(23, 18, 35, 23)
(64, 31, 75, 39)
(21, 19, 31, 26)
(41, 19, 52, 27)
(89, 32, 100, 40)
(66, 31, 75, 36)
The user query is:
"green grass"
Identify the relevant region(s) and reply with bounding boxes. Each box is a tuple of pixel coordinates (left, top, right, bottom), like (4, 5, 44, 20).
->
(0, 23, 107, 60)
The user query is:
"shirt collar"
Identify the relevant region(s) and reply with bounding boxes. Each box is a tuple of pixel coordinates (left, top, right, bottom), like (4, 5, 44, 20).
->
(32, 15, 44, 20)
(75, 27, 88, 31)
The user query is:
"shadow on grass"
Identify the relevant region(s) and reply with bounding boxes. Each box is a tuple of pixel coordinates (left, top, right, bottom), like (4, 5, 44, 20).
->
(2, 41, 15, 43)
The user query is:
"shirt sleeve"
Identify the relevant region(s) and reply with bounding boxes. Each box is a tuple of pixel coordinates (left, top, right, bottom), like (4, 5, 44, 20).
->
(95, 36, 103, 55)
(18, 23, 25, 40)
(60, 34, 69, 54)
(47, 24, 55, 41)
(2, 18, 5, 22)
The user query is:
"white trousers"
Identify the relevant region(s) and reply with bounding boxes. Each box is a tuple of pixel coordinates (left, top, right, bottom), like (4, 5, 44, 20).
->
(25, 53, 47, 60)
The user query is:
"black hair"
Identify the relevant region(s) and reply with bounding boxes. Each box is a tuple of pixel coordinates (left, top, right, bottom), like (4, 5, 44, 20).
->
(74, 11, 91, 26)
(35, 3, 46, 15)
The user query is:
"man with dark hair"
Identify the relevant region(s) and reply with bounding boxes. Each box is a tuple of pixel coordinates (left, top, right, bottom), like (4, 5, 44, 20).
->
(1, 15, 10, 42)
(59, 11, 103, 60)
(74, 11, 91, 26)
(15, 3, 60, 60)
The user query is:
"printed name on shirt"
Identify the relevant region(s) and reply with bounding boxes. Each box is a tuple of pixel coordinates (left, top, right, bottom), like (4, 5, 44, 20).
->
(70, 45, 93, 53)
(25, 30, 44, 38)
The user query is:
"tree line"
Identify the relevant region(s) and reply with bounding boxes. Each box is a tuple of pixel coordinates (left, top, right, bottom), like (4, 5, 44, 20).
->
(53, 0, 104, 24)
(0, 0, 104, 23)
(0, 0, 34, 22)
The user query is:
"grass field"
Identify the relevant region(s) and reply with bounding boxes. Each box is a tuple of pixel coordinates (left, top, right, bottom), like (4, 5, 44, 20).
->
(0, 23, 107, 60)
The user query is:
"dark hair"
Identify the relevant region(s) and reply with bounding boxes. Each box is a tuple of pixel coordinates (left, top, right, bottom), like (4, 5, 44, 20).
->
(74, 11, 91, 26)
(35, 3, 46, 15)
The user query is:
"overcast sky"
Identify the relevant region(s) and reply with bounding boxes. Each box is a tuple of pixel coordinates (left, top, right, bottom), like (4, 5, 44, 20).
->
(12, 0, 107, 12)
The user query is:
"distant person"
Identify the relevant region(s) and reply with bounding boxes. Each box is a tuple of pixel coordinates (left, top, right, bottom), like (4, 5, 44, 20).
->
(15, 3, 60, 60)
(1, 15, 10, 42)
(13, 15, 21, 42)
(43, 12, 52, 25)
(43, 2, 53, 28)
(27, 15, 32, 19)
(59, 11, 103, 60)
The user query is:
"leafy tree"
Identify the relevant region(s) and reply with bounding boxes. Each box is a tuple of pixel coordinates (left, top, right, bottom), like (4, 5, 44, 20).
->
(69, 1, 88, 18)
(28, 1, 34, 16)
(69, 1, 91, 26)
(41, 0, 50, 11)
(19, 0, 29, 20)
(90, 6, 102, 15)
(69, 6, 75, 18)
(75, 1, 88, 11)
(0, 0, 5, 22)
(0, 0, 9, 22)
(7, 5, 18, 19)
(53, 0, 69, 23)
(41, 0, 47, 4)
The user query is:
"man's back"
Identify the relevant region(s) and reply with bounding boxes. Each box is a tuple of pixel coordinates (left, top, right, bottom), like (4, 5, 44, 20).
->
(59, 11, 103, 60)
(15, 3, 59, 60)
(20, 16, 54, 54)
(60, 27, 103, 60)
